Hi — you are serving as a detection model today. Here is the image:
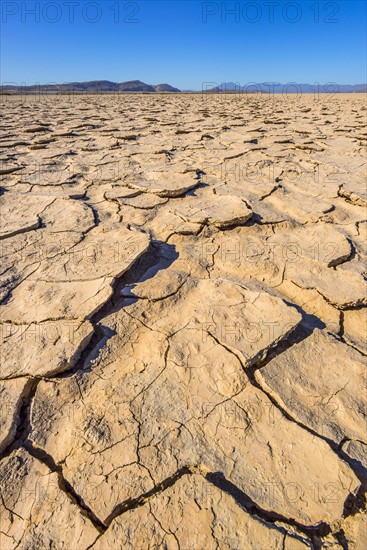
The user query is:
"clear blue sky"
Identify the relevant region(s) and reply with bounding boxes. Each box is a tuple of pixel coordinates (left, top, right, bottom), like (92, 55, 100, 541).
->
(1, 0, 366, 89)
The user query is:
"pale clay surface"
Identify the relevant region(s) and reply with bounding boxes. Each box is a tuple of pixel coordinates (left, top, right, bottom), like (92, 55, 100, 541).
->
(0, 93, 366, 549)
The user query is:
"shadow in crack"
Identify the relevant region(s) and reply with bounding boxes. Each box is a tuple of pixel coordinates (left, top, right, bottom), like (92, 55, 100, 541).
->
(205, 471, 330, 540)
(135, 241, 179, 282)
(283, 300, 326, 332)
(184, 181, 209, 197)
(92, 240, 179, 323)
(57, 241, 179, 379)
(109, 240, 179, 305)
(245, 301, 325, 381)
(340, 450, 367, 490)
(77, 324, 117, 375)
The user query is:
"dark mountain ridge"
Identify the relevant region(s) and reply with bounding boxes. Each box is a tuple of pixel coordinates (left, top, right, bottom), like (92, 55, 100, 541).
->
(1, 80, 181, 93)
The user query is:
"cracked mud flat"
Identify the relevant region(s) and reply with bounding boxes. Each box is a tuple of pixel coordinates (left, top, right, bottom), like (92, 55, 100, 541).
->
(0, 93, 366, 549)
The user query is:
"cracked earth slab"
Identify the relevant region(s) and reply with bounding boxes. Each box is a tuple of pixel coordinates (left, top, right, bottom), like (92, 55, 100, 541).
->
(0, 320, 94, 378)
(338, 181, 367, 208)
(173, 191, 253, 228)
(0, 193, 54, 239)
(256, 329, 366, 450)
(124, 167, 201, 197)
(0, 448, 100, 550)
(342, 308, 367, 354)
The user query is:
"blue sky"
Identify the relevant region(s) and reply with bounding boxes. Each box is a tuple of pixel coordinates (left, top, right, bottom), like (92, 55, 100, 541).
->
(1, 0, 366, 89)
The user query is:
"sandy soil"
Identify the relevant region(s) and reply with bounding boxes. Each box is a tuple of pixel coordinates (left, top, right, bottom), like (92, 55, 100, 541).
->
(0, 93, 366, 549)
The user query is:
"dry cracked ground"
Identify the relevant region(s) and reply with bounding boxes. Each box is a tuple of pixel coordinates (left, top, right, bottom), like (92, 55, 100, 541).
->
(0, 92, 366, 549)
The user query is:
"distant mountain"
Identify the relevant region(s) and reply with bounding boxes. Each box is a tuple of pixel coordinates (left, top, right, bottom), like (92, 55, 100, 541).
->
(154, 83, 181, 92)
(204, 82, 367, 93)
(117, 80, 155, 92)
(0, 80, 181, 93)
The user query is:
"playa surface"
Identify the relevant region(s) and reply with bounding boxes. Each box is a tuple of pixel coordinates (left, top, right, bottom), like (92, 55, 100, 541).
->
(0, 93, 366, 548)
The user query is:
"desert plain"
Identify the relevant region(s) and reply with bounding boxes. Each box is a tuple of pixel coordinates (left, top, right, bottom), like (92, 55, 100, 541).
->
(0, 92, 366, 549)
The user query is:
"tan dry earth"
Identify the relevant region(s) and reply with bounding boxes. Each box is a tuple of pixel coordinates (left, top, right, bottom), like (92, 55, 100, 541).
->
(0, 93, 366, 549)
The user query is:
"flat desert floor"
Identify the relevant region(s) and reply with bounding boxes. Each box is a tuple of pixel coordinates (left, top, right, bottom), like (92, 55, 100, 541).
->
(0, 93, 366, 549)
